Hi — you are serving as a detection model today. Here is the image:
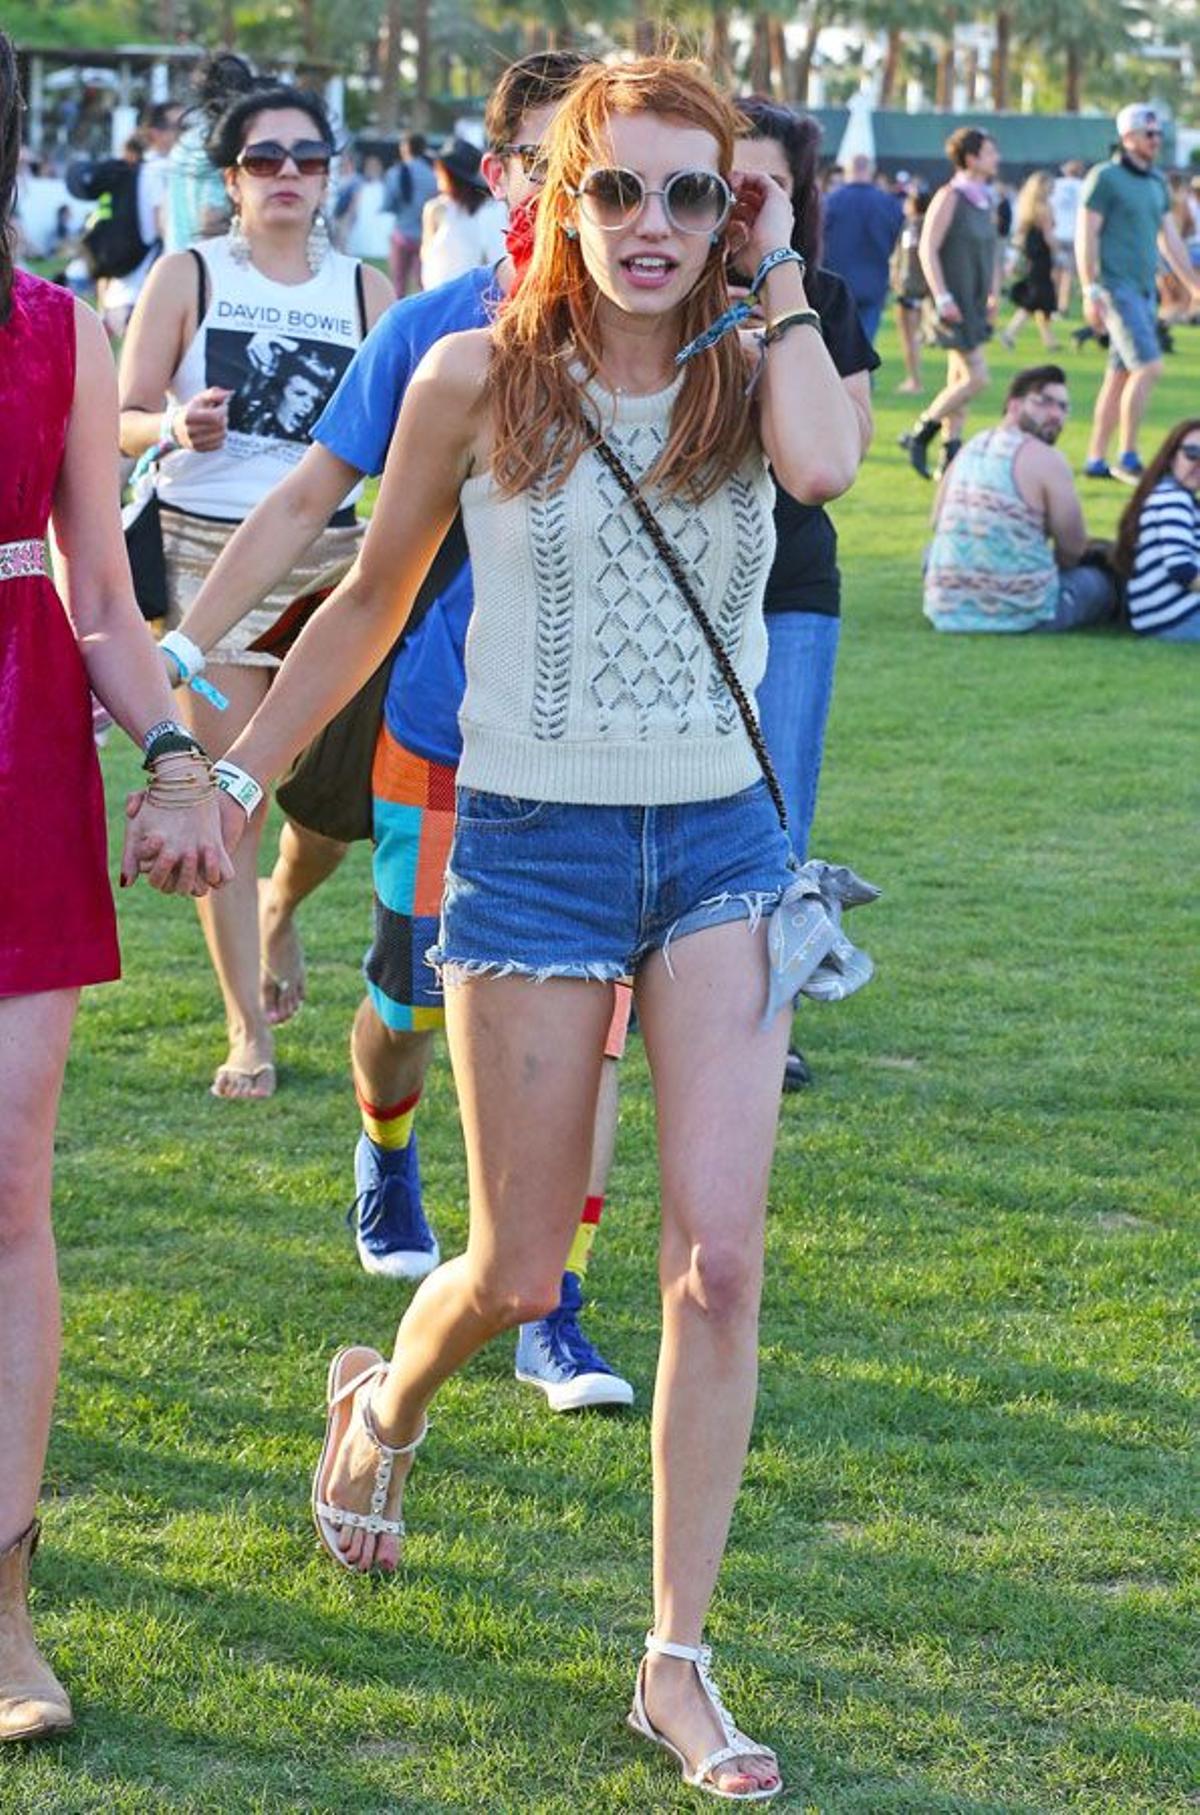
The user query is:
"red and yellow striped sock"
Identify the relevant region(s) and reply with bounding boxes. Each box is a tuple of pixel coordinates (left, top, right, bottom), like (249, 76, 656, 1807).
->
(358, 1085, 421, 1152)
(565, 1194, 604, 1280)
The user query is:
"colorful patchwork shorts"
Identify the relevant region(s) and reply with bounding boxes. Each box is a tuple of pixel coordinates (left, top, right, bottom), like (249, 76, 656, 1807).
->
(364, 725, 631, 1056)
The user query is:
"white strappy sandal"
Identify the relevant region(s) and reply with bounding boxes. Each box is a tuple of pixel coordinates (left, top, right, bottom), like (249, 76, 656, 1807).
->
(628, 1632, 782, 1802)
(311, 1345, 428, 1572)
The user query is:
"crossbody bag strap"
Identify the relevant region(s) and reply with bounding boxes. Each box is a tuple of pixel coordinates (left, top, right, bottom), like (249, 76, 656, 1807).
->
(590, 434, 788, 833)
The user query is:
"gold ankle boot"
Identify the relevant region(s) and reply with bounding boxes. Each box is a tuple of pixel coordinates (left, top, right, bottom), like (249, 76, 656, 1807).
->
(0, 1520, 73, 1741)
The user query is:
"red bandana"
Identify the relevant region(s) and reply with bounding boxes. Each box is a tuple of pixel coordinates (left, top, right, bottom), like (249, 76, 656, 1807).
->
(503, 197, 538, 291)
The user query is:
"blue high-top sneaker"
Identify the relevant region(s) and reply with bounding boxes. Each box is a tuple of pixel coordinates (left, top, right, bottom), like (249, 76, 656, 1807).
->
(514, 1271, 634, 1412)
(349, 1132, 440, 1280)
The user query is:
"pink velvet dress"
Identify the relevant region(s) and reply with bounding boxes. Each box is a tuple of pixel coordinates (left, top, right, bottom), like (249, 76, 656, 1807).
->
(0, 270, 120, 995)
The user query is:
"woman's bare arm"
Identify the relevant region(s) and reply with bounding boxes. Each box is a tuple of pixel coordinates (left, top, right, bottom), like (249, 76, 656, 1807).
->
(222, 330, 487, 792)
(118, 252, 229, 457)
(53, 301, 230, 890)
(170, 442, 364, 658)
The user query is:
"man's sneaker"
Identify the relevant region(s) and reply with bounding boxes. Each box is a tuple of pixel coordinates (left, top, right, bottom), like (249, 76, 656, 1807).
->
(349, 1133, 440, 1280)
(782, 1047, 812, 1093)
(514, 1271, 634, 1412)
(1117, 450, 1144, 477)
(1083, 458, 1113, 479)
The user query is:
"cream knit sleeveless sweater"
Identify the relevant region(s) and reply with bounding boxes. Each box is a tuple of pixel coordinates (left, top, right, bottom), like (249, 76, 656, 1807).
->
(457, 370, 777, 805)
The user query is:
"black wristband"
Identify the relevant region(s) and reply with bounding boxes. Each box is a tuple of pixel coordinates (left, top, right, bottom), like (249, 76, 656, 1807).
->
(143, 729, 209, 771)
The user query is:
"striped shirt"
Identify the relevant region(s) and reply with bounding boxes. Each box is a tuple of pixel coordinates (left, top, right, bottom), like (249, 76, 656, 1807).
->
(1126, 478, 1200, 636)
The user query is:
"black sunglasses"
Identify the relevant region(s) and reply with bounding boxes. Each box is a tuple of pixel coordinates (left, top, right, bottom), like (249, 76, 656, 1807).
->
(496, 142, 548, 183)
(237, 139, 332, 178)
(1177, 442, 1200, 460)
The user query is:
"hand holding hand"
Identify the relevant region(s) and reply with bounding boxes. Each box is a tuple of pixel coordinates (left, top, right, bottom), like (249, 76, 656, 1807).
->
(120, 763, 234, 896)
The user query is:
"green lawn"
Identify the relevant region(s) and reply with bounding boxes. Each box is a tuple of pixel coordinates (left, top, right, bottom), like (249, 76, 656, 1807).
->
(4, 318, 1197, 1814)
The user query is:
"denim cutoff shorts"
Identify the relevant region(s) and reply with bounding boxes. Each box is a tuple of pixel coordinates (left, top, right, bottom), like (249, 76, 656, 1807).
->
(1103, 283, 1161, 372)
(427, 779, 794, 984)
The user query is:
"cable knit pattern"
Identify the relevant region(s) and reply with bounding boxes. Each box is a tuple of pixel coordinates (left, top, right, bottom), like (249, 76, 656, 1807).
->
(528, 464, 573, 742)
(458, 371, 776, 805)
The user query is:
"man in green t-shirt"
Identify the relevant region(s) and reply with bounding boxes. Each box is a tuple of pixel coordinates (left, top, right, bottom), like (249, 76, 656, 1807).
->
(1076, 103, 1200, 480)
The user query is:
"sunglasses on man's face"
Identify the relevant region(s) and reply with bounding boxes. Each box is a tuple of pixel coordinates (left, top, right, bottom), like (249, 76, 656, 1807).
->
(497, 142, 549, 184)
(237, 139, 332, 178)
(568, 167, 733, 236)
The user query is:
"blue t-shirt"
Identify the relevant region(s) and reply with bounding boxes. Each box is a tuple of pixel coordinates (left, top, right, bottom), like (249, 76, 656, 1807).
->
(313, 265, 498, 767)
(821, 182, 904, 308)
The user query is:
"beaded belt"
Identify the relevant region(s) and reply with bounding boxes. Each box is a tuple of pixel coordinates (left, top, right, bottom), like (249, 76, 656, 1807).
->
(0, 540, 47, 583)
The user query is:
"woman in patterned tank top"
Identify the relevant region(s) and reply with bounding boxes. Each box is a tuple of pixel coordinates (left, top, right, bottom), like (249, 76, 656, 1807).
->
(178, 57, 863, 1800)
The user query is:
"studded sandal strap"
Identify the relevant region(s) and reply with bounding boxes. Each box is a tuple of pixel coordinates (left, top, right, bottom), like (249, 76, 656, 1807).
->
(360, 1389, 428, 1460)
(691, 1739, 779, 1788)
(314, 1499, 404, 1538)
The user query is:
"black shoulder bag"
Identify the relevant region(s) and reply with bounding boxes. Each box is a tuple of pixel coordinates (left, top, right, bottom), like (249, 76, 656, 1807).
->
(589, 435, 789, 834)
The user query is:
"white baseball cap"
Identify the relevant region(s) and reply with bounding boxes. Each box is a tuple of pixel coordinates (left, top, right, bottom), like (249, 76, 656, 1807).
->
(1115, 104, 1161, 138)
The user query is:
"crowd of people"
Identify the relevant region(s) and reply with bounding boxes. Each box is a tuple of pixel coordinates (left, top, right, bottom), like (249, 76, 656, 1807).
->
(2, 30, 1197, 1799)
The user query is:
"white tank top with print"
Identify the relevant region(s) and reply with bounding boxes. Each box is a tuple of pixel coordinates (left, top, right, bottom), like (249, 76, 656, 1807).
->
(156, 235, 364, 521)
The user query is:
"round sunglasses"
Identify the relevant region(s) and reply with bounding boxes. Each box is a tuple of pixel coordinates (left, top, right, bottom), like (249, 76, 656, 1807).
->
(1177, 441, 1200, 461)
(568, 167, 733, 236)
(237, 139, 332, 178)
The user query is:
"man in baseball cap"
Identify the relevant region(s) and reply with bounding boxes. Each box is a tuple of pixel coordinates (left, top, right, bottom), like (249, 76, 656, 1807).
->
(1076, 103, 1199, 478)
(1114, 103, 1160, 139)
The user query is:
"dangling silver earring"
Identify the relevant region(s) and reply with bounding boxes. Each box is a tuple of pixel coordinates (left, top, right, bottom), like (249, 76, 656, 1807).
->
(228, 208, 251, 267)
(561, 222, 578, 240)
(306, 207, 331, 273)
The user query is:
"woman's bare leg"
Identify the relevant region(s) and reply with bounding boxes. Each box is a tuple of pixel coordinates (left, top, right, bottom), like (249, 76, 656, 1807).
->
(322, 973, 615, 1570)
(259, 819, 348, 1024)
(184, 665, 275, 1096)
(0, 991, 78, 1549)
(896, 305, 922, 390)
(635, 919, 791, 1796)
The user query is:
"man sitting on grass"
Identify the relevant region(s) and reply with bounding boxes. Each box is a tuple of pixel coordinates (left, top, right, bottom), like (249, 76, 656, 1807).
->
(924, 364, 1117, 633)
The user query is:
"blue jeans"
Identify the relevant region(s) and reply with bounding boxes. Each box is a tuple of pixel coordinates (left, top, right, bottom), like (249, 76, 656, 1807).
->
(1039, 564, 1118, 631)
(856, 298, 884, 345)
(429, 780, 793, 981)
(755, 611, 841, 861)
(1147, 610, 1200, 642)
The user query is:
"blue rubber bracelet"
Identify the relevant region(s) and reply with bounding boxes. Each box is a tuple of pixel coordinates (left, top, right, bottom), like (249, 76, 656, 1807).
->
(189, 675, 229, 711)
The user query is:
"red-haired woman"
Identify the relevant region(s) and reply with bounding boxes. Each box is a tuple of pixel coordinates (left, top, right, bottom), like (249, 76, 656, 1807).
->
(210, 57, 859, 1799)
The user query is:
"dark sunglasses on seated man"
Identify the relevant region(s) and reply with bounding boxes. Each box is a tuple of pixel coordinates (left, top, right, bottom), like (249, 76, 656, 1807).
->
(237, 139, 333, 178)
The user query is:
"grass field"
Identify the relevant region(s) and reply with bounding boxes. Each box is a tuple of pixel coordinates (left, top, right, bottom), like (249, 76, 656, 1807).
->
(3, 317, 1197, 1814)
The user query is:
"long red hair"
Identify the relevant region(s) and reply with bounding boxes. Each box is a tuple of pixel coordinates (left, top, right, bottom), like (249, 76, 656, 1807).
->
(487, 57, 754, 501)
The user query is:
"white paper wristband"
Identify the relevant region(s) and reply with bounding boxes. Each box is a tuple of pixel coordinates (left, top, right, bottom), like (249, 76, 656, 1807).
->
(160, 629, 205, 684)
(212, 759, 265, 819)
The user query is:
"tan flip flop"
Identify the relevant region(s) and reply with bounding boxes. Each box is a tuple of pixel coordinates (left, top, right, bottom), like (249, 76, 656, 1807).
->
(210, 1062, 276, 1100)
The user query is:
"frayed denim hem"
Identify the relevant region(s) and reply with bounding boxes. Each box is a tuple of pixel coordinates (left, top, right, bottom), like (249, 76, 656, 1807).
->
(431, 956, 628, 989)
(658, 887, 783, 980)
